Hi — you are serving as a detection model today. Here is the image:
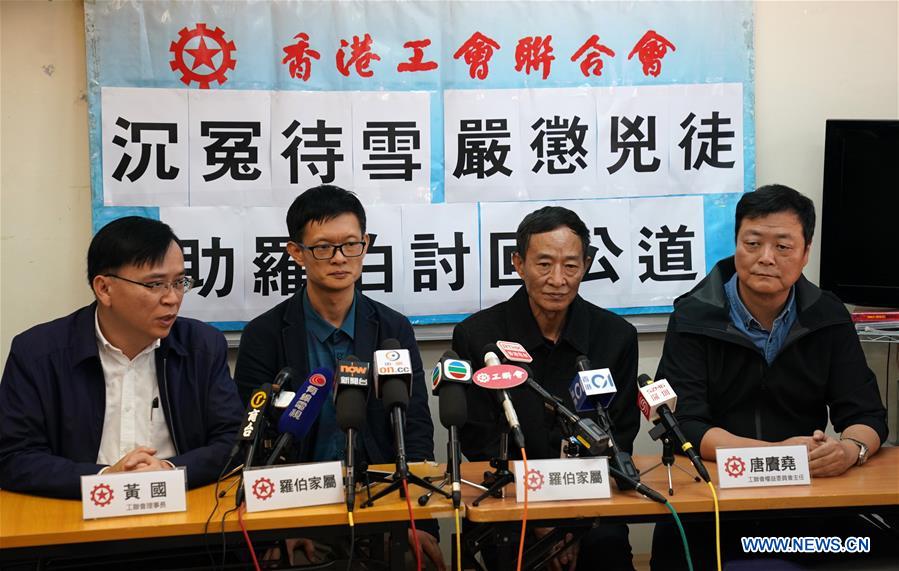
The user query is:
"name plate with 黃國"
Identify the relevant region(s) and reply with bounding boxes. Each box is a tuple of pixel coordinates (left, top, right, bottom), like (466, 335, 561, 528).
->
(716, 445, 811, 489)
(243, 461, 344, 513)
(513, 457, 611, 503)
(81, 468, 187, 519)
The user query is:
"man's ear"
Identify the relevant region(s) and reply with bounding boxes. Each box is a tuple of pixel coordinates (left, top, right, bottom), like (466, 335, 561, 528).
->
(286, 241, 305, 269)
(362, 233, 370, 256)
(512, 251, 525, 279)
(93, 275, 113, 307)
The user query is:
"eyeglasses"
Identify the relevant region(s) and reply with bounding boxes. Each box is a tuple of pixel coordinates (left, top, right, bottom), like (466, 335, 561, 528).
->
(297, 241, 366, 260)
(104, 274, 194, 295)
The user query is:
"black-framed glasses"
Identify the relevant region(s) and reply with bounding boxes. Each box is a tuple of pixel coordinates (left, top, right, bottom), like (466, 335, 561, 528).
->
(297, 241, 366, 260)
(104, 274, 194, 295)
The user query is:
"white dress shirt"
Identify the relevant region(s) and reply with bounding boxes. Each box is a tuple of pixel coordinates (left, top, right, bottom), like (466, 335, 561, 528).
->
(95, 311, 176, 466)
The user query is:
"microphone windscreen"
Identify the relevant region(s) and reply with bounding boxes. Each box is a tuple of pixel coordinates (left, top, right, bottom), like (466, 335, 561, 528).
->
(381, 338, 402, 350)
(381, 377, 409, 410)
(336, 389, 367, 431)
(438, 382, 467, 428)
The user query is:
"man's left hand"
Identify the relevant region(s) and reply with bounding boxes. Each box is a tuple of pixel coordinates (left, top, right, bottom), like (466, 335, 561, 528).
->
(409, 529, 446, 571)
(807, 430, 856, 477)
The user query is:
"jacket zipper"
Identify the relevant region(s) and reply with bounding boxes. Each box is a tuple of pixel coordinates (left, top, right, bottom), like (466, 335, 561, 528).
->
(161, 357, 181, 454)
(755, 359, 766, 440)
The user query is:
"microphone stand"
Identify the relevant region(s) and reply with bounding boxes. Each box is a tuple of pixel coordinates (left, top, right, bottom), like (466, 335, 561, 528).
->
(345, 428, 357, 513)
(472, 431, 516, 506)
(418, 426, 487, 507)
(642, 423, 700, 496)
(361, 407, 450, 508)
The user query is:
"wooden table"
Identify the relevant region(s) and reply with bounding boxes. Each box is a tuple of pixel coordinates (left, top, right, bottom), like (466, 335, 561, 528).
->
(460, 448, 898, 570)
(0, 462, 455, 568)
(464, 447, 899, 524)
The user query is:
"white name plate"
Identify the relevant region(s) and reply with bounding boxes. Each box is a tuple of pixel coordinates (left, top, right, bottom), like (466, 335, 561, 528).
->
(243, 461, 343, 513)
(81, 468, 186, 519)
(716, 445, 811, 489)
(513, 457, 611, 503)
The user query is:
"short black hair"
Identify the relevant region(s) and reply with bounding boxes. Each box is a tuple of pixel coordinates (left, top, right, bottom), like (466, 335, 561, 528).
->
(735, 184, 816, 247)
(87, 217, 180, 286)
(286, 185, 367, 243)
(515, 206, 590, 261)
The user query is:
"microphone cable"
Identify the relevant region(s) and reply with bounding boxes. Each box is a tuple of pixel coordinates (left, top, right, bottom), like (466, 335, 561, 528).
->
(220, 505, 239, 570)
(516, 447, 529, 571)
(663, 500, 694, 571)
(707, 481, 722, 571)
(454, 506, 463, 571)
(345, 511, 355, 571)
(237, 504, 261, 571)
(205, 459, 239, 568)
(402, 478, 423, 571)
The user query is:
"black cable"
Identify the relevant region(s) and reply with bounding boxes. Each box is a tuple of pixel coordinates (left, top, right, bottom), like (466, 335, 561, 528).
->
(204, 461, 232, 569)
(346, 522, 355, 571)
(220, 506, 239, 570)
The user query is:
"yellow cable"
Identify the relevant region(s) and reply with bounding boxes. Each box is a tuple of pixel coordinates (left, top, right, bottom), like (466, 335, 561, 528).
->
(706, 481, 722, 571)
(454, 507, 462, 571)
(347, 510, 354, 527)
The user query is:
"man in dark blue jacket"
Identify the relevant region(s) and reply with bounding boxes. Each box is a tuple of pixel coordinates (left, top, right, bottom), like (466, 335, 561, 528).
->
(0, 217, 244, 498)
(234, 185, 441, 568)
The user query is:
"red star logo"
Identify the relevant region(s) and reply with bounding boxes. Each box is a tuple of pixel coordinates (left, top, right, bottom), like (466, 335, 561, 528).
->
(186, 37, 221, 71)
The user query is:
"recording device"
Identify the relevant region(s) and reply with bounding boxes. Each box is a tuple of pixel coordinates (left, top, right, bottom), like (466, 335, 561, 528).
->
(263, 368, 334, 467)
(431, 350, 473, 509)
(334, 356, 370, 514)
(569, 356, 640, 490)
(479, 343, 527, 449)
(521, 365, 609, 455)
(637, 374, 710, 483)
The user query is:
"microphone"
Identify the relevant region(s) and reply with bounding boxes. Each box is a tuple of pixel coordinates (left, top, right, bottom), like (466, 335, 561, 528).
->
(569, 356, 640, 490)
(476, 343, 527, 449)
(264, 368, 334, 467)
(570, 356, 617, 412)
(637, 374, 710, 483)
(273, 366, 298, 392)
(227, 382, 274, 467)
(431, 350, 472, 509)
(334, 356, 370, 514)
(524, 372, 610, 455)
(373, 339, 414, 476)
(512, 363, 661, 504)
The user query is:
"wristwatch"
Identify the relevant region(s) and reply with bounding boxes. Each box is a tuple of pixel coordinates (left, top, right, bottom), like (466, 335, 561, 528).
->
(840, 436, 869, 466)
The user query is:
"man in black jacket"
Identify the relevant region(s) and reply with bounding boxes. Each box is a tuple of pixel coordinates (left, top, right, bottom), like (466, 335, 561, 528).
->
(453, 206, 639, 571)
(0, 216, 243, 498)
(234, 185, 442, 568)
(651, 184, 890, 569)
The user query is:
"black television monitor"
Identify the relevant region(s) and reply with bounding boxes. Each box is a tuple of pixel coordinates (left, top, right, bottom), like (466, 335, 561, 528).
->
(820, 119, 899, 308)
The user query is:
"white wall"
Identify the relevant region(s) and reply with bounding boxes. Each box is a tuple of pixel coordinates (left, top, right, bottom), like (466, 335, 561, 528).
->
(2, 0, 897, 559)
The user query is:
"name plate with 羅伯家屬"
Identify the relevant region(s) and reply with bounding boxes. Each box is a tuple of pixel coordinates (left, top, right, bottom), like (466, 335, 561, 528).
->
(81, 468, 187, 519)
(716, 445, 811, 489)
(513, 457, 611, 503)
(242, 461, 344, 513)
